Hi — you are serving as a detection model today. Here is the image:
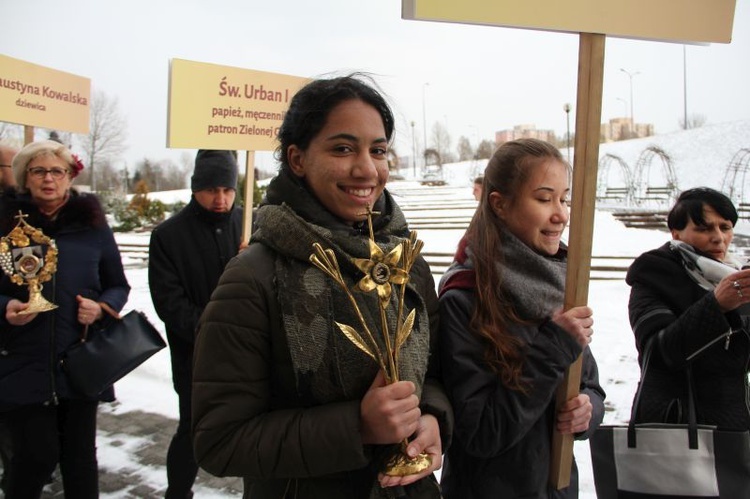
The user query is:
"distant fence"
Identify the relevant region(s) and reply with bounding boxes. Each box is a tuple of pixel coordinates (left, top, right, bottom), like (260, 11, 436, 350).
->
(118, 243, 149, 268)
(119, 243, 632, 280)
(611, 211, 668, 230)
(423, 252, 633, 280)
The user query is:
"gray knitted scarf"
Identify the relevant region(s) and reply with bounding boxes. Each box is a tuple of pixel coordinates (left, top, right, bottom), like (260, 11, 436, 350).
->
(441, 228, 567, 322)
(497, 229, 567, 322)
(252, 170, 430, 405)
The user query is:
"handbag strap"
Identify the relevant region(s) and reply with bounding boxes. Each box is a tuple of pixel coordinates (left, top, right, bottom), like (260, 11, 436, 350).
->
(100, 301, 122, 320)
(685, 367, 699, 448)
(78, 302, 122, 342)
(628, 334, 699, 449)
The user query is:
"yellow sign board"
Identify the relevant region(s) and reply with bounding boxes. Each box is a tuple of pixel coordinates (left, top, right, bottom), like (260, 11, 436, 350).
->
(402, 0, 737, 43)
(167, 59, 309, 151)
(0, 54, 90, 133)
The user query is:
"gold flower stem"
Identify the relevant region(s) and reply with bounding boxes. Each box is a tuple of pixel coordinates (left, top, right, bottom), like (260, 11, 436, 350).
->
(394, 235, 417, 372)
(379, 306, 398, 383)
(341, 284, 389, 374)
(394, 283, 408, 373)
(393, 245, 409, 373)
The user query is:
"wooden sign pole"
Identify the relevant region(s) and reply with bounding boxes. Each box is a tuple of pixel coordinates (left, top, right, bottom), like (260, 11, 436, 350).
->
(24, 125, 34, 145)
(242, 150, 256, 243)
(549, 32, 606, 489)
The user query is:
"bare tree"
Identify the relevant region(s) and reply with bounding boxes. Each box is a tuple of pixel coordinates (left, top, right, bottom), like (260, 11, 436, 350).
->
(457, 136, 474, 161)
(431, 122, 454, 163)
(159, 158, 191, 191)
(78, 90, 128, 191)
(475, 139, 495, 160)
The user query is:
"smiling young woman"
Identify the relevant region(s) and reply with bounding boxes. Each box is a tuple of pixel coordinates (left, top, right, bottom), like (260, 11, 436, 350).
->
(437, 138, 605, 499)
(191, 75, 451, 499)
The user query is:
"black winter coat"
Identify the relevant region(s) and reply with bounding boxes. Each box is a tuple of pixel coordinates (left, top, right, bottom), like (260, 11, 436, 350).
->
(0, 190, 130, 410)
(439, 288, 604, 499)
(148, 197, 243, 346)
(626, 242, 750, 429)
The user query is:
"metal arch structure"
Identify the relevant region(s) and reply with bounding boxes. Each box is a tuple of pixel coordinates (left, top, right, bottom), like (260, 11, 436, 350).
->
(720, 148, 750, 203)
(595, 153, 634, 204)
(632, 146, 679, 205)
(421, 148, 443, 176)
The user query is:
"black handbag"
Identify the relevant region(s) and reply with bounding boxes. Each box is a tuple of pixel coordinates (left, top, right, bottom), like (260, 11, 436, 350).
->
(590, 339, 750, 498)
(62, 306, 166, 398)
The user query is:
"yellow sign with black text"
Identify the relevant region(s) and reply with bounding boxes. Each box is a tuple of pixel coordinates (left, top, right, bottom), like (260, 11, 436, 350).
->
(0, 54, 90, 133)
(402, 0, 736, 43)
(167, 59, 309, 151)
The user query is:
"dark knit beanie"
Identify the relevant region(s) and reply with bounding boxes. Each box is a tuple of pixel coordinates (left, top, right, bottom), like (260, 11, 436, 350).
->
(191, 150, 238, 191)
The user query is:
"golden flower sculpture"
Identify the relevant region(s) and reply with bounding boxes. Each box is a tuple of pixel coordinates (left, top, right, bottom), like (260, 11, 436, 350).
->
(353, 240, 409, 308)
(309, 206, 430, 476)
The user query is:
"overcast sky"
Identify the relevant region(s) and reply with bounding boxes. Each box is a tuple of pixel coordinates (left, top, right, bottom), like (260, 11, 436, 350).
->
(4, 0, 749, 172)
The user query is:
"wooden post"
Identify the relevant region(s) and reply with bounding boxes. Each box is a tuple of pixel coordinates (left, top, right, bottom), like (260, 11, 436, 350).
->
(24, 125, 34, 145)
(549, 32, 606, 489)
(242, 150, 255, 243)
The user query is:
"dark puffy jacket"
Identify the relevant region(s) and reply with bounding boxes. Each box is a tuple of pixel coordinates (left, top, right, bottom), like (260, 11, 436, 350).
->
(627, 242, 750, 429)
(439, 288, 605, 499)
(192, 241, 451, 499)
(0, 190, 130, 409)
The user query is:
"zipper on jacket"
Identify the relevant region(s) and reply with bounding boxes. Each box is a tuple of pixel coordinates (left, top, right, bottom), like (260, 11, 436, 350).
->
(47, 275, 59, 406)
(686, 328, 735, 361)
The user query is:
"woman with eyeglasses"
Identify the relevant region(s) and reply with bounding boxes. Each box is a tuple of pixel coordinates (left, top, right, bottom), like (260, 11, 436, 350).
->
(0, 140, 130, 498)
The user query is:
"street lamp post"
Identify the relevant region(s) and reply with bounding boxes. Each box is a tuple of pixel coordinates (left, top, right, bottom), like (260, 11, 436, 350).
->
(620, 68, 640, 138)
(563, 103, 571, 163)
(616, 97, 628, 118)
(410, 121, 417, 178)
(422, 82, 429, 170)
(683, 45, 688, 129)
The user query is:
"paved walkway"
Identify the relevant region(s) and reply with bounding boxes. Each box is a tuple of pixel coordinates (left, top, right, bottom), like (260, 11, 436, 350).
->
(0, 408, 243, 498)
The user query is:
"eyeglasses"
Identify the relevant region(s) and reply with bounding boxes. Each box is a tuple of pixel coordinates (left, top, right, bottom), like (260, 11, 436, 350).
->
(27, 167, 70, 180)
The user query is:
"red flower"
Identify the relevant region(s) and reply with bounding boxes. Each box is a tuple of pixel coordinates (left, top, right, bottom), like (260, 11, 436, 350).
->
(71, 154, 84, 177)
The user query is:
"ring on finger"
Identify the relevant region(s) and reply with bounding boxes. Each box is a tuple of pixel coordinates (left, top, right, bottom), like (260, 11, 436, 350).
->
(733, 280, 741, 289)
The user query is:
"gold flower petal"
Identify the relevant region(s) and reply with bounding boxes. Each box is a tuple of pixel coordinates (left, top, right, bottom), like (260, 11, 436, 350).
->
(377, 281, 392, 307)
(368, 239, 385, 260)
(383, 244, 403, 267)
(353, 257, 375, 275)
(389, 268, 410, 285)
(358, 275, 378, 293)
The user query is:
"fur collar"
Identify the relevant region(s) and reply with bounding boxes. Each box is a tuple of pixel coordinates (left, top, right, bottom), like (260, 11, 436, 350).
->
(0, 189, 107, 235)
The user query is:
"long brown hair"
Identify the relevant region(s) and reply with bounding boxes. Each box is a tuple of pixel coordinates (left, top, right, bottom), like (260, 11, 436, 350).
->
(466, 138, 567, 391)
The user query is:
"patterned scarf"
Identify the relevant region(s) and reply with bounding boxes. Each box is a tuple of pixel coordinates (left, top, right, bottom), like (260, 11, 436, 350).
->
(441, 228, 567, 322)
(669, 239, 742, 291)
(252, 169, 430, 404)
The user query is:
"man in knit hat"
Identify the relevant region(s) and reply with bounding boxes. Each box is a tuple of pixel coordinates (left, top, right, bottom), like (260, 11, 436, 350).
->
(148, 150, 244, 498)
